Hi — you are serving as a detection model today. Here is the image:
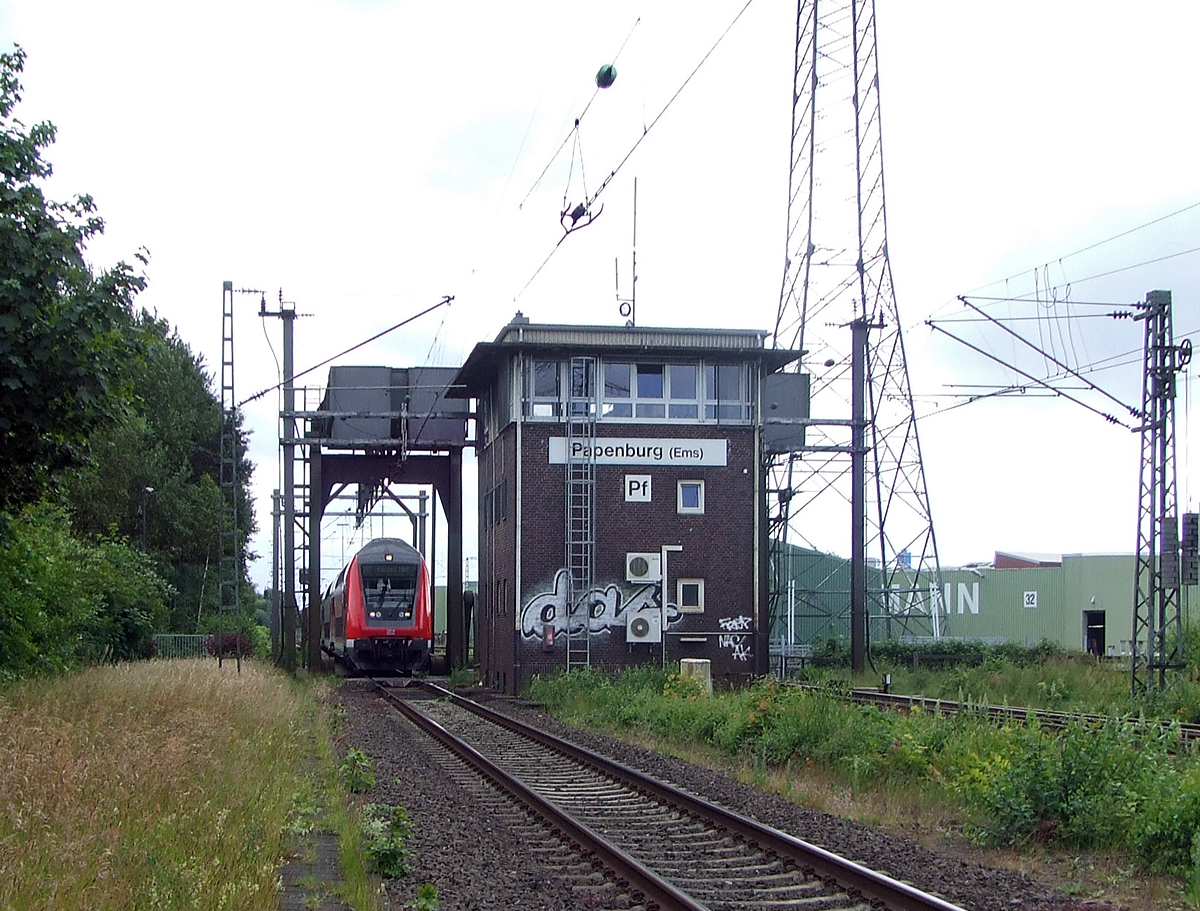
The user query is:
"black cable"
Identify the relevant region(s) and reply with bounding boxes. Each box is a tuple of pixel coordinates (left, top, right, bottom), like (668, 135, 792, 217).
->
(960, 201, 1200, 299)
(957, 296, 1140, 420)
(965, 295, 1139, 307)
(516, 1, 758, 298)
(238, 296, 453, 407)
(926, 320, 1131, 428)
(516, 17, 642, 212)
(932, 312, 1126, 322)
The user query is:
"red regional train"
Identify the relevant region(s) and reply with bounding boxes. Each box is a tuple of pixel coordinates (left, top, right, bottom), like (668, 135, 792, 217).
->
(321, 537, 433, 674)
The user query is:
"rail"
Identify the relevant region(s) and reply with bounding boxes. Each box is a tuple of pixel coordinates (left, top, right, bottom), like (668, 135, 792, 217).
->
(383, 680, 968, 911)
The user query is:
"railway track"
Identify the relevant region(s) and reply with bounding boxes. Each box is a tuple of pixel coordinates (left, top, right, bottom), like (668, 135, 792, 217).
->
(371, 679, 967, 911)
(831, 685, 1200, 746)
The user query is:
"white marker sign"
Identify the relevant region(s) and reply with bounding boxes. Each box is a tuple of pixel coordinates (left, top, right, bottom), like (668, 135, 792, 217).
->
(625, 475, 652, 501)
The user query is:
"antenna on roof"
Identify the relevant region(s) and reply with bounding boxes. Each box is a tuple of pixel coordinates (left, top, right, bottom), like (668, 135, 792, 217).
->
(615, 177, 637, 327)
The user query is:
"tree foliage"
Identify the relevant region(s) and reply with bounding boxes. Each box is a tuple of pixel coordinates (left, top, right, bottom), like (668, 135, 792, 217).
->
(65, 313, 257, 632)
(0, 504, 168, 682)
(0, 45, 148, 513)
(0, 45, 263, 678)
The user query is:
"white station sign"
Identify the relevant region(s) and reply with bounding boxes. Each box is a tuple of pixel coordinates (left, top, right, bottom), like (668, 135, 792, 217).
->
(549, 437, 727, 466)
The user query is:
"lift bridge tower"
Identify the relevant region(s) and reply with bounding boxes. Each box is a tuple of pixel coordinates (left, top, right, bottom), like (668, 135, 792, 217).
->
(769, 0, 942, 670)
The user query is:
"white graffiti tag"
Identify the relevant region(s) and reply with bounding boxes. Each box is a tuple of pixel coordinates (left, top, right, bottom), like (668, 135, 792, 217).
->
(520, 568, 680, 640)
(717, 615, 752, 633)
(718, 635, 752, 661)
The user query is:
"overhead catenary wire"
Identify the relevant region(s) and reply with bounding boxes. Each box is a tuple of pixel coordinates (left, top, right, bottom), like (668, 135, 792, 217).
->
(918, 201, 1200, 333)
(955, 296, 1141, 421)
(958, 200, 1200, 302)
(515, 17, 642, 212)
(925, 319, 1133, 429)
(407, 305, 455, 448)
(515, 0, 758, 299)
(238, 295, 453, 408)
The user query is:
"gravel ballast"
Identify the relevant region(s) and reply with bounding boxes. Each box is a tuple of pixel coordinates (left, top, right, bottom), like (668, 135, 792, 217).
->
(334, 681, 1131, 911)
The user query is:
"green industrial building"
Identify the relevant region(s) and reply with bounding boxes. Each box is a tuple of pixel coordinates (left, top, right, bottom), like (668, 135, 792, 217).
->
(770, 546, 1197, 659)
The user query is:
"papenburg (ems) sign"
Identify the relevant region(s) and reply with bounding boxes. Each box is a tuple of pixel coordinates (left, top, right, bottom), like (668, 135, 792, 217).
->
(548, 437, 727, 466)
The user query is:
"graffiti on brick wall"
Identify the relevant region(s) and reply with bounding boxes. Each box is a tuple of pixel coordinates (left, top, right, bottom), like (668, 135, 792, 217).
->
(717, 614, 752, 662)
(520, 568, 680, 639)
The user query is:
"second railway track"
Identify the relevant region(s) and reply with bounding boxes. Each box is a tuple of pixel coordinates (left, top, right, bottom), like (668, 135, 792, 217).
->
(371, 679, 968, 911)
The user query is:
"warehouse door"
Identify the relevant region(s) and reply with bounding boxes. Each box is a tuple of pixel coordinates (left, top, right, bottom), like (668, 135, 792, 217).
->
(1083, 610, 1106, 656)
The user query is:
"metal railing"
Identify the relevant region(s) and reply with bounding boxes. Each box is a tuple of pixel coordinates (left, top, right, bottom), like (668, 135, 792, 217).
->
(151, 634, 208, 659)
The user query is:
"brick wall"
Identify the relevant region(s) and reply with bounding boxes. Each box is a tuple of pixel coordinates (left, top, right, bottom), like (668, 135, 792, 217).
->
(477, 424, 518, 693)
(514, 422, 760, 688)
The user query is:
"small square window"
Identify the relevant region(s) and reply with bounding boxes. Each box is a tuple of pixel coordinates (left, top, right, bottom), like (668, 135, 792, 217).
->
(677, 480, 704, 514)
(678, 578, 704, 613)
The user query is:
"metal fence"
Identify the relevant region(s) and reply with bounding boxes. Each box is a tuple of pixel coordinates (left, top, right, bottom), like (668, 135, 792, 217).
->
(151, 634, 208, 659)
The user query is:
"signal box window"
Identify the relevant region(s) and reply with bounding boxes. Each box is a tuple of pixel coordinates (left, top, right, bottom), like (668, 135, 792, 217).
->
(569, 359, 595, 417)
(705, 363, 749, 421)
(529, 359, 560, 418)
(635, 364, 665, 418)
(668, 364, 698, 418)
(604, 362, 632, 417)
(678, 578, 704, 613)
(677, 480, 704, 514)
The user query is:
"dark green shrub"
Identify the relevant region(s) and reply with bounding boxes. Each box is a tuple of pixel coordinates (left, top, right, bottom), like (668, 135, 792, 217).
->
(0, 503, 169, 680)
(1131, 752, 1200, 873)
(363, 803, 412, 877)
(340, 748, 375, 793)
(955, 718, 1160, 850)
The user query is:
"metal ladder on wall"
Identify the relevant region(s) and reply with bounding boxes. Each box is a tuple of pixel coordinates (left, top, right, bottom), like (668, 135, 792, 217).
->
(564, 357, 597, 672)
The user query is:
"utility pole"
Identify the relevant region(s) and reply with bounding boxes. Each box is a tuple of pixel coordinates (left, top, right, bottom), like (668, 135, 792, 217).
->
(260, 291, 298, 673)
(850, 318, 869, 673)
(270, 489, 281, 662)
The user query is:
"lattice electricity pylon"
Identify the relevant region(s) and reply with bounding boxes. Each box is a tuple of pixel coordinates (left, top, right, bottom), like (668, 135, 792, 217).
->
(1132, 290, 1190, 693)
(768, 0, 942, 655)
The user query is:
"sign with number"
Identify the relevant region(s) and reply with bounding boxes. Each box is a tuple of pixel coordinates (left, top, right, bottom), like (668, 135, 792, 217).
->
(1023, 591, 1038, 609)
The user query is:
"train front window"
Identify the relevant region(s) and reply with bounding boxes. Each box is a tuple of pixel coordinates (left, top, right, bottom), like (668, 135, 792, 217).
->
(359, 562, 418, 625)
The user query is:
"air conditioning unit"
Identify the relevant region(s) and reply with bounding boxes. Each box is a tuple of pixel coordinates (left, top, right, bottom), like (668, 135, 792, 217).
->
(625, 610, 662, 643)
(625, 552, 662, 583)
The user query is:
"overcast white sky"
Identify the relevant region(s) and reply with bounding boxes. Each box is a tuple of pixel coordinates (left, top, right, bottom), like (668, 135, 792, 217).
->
(4, 0, 1199, 590)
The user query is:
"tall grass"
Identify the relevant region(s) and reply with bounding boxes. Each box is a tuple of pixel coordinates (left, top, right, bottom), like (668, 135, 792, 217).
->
(0, 659, 370, 911)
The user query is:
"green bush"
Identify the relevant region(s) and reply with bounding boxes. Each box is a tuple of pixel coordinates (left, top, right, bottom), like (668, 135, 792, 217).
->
(339, 748, 375, 793)
(405, 883, 439, 911)
(1132, 758, 1200, 874)
(363, 803, 412, 877)
(0, 503, 169, 681)
(77, 533, 171, 662)
(952, 718, 1163, 851)
(526, 663, 1200, 873)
